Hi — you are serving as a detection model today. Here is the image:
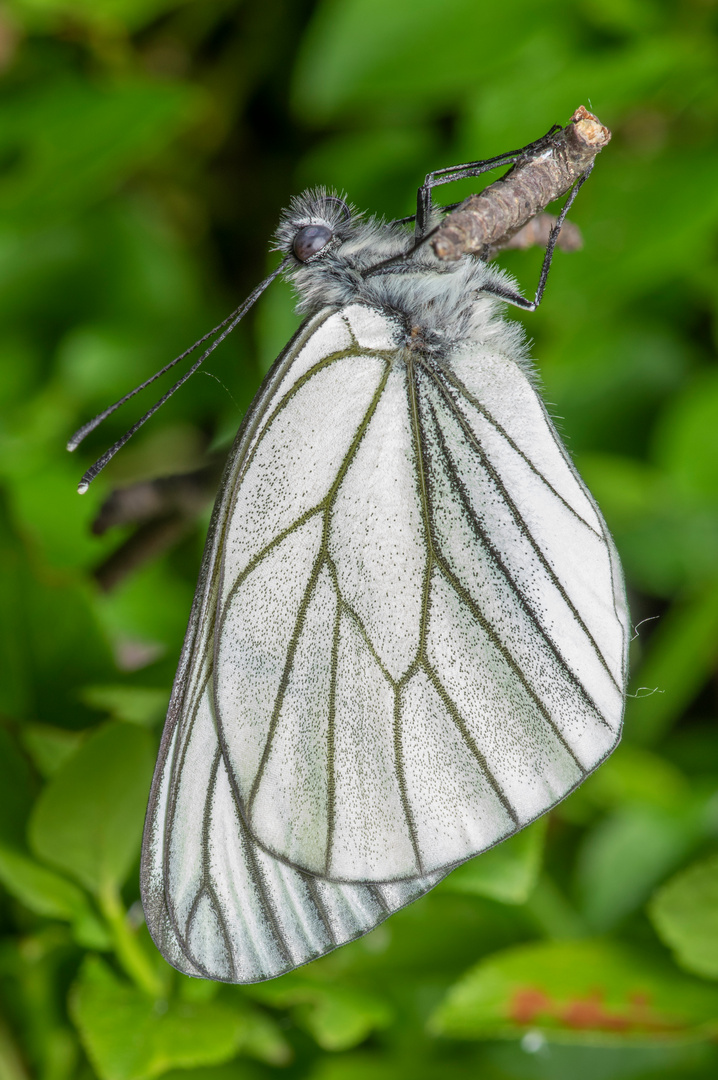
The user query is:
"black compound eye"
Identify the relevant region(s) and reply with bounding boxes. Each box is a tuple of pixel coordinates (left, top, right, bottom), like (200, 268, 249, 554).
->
(293, 224, 333, 262)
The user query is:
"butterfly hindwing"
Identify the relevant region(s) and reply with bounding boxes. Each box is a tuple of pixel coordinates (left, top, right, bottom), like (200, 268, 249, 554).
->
(140, 311, 445, 982)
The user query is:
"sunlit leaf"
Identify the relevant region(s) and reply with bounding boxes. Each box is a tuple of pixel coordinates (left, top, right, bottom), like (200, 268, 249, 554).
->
(70, 957, 250, 1080)
(0, 843, 110, 948)
(21, 722, 85, 778)
(0, 78, 202, 230)
(28, 722, 154, 893)
(79, 685, 169, 727)
(575, 801, 710, 931)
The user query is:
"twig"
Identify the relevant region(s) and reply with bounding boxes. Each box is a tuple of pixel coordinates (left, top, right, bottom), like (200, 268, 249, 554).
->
(485, 212, 582, 259)
(431, 106, 610, 261)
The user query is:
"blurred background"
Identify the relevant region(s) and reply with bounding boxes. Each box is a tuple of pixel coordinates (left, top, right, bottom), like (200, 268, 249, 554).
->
(1, 1, 718, 1078)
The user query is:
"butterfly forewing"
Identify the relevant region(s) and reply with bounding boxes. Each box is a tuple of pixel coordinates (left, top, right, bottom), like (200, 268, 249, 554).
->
(186, 303, 630, 885)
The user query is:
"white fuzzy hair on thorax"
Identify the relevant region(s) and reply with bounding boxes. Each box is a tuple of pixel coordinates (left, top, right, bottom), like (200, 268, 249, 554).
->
(273, 187, 531, 369)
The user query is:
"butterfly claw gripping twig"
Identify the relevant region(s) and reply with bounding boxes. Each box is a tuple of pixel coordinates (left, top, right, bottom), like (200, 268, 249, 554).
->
(431, 106, 611, 262)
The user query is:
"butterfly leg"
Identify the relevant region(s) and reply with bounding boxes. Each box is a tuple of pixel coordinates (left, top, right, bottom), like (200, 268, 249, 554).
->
(413, 125, 561, 239)
(479, 163, 593, 312)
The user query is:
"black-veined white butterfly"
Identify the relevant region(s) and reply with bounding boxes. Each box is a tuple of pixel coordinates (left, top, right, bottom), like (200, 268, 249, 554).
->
(72, 124, 629, 983)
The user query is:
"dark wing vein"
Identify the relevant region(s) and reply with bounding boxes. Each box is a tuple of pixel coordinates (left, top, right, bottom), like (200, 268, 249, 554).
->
(247, 551, 325, 813)
(325, 588, 341, 875)
(434, 359, 603, 538)
(423, 364, 620, 694)
(162, 674, 208, 962)
(189, 750, 236, 980)
(411, 361, 599, 771)
(421, 658, 520, 826)
(422, 393, 611, 739)
(406, 356, 521, 824)
(538, 394, 630, 689)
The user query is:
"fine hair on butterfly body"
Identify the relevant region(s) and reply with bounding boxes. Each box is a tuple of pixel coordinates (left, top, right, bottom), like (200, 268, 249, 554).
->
(73, 114, 629, 983)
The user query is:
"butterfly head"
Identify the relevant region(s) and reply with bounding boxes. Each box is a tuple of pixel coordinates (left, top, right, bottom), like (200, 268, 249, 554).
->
(274, 189, 354, 265)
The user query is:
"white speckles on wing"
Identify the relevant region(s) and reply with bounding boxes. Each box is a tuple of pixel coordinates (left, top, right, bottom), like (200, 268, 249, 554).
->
(166, 686, 216, 929)
(186, 891, 233, 981)
(209, 759, 290, 980)
(418, 375, 623, 729)
(142, 648, 446, 983)
(446, 346, 602, 530)
(268, 311, 354, 410)
(330, 365, 426, 680)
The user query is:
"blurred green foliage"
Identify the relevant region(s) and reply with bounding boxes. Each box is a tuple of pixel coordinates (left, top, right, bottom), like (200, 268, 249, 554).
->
(0, 0, 717, 1078)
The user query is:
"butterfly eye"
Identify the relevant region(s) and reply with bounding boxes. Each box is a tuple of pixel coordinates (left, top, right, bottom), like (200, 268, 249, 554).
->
(293, 223, 333, 262)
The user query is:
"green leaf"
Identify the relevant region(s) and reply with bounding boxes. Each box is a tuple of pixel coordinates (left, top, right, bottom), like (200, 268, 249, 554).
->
(70, 957, 249, 1080)
(294, 0, 555, 120)
(21, 722, 85, 778)
(23, 571, 118, 727)
(431, 939, 718, 1043)
(655, 369, 718, 504)
(162, 1067, 268, 1080)
(441, 819, 547, 904)
(575, 801, 709, 931)
(28, 722, 154, 894)
(575, 744, 689, 813)
(0, 843, 110, 948)
(175, 979, 291, 1066)
(249, 976, 393, 1052)
(648, 854, 718, 981)
(79, 685, 169, 727)
(485, 1038, 716, 1080)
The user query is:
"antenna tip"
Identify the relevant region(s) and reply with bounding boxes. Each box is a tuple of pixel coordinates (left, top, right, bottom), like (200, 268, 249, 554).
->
(67, 440, 78, 452)
(77, 481, 89, 495)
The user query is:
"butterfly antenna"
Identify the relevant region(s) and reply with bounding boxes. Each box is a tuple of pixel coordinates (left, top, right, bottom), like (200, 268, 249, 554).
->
(73, 261, 287, 494)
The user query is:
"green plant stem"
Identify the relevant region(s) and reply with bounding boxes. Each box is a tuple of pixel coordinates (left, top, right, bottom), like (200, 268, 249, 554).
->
(98, 882, 163, 997)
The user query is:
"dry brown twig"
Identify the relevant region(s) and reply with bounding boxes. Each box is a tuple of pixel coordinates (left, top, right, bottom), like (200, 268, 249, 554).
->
(431, 105, 611, 262)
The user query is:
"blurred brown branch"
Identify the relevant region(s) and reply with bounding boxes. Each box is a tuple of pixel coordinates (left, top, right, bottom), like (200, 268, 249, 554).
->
(92, 457, 226, 592)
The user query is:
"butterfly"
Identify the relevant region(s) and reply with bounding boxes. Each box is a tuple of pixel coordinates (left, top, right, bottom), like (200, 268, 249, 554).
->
(73, 122, 629, 983)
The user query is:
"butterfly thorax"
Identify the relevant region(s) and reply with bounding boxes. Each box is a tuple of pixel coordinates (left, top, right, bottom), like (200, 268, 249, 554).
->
(274, 188, 531, 365)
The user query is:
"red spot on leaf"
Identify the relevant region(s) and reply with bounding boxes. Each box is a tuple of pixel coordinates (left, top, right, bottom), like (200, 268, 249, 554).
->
(508, 985, 682, 1034)
(509, 988, 552, 1024)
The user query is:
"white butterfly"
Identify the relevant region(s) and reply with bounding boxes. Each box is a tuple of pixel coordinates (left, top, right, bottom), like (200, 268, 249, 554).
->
(130, 173, 629, 983)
